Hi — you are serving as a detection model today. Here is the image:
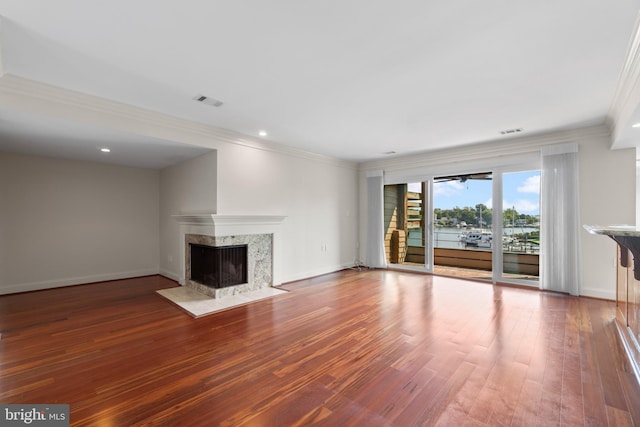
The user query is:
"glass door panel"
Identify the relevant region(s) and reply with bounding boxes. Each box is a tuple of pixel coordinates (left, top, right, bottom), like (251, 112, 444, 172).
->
(432, 173, 493, 279)
(501, 171, 540, 281)
(383, 182, 425, 267)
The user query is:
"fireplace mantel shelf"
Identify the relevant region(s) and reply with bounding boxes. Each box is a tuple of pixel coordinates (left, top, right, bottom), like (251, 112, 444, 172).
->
(173, 214, 286, 226)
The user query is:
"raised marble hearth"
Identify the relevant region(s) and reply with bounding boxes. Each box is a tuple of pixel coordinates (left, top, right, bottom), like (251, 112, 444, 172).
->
(157, 286, 288, 318)
(185, 233, 272, 299)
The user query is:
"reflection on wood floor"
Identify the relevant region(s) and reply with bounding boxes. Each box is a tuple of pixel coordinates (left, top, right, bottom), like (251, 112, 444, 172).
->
(0, 270, 638, 426)
(434, 265, 494, 280)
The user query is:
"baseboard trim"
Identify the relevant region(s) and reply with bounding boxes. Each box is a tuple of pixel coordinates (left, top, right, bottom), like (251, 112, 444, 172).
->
(0, 269, 159, 295)
(281, 262, 354, 285)
(158, 269, 181, 284)
(579, 287, 615, 300)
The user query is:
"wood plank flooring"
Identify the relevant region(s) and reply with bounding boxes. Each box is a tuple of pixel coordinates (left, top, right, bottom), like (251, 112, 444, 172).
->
(1, 270, 639, 426)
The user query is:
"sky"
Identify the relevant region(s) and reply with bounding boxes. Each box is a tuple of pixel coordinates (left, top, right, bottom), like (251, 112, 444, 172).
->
(410, 171, 540, 215)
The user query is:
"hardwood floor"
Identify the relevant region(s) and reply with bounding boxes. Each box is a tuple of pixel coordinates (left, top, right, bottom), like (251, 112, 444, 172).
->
(1, 270, 639, 426)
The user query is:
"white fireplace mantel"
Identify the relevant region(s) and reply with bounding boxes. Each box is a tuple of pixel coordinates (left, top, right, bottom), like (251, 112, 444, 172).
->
(173, 213, 286, 286)
(173, 214, 287, 227)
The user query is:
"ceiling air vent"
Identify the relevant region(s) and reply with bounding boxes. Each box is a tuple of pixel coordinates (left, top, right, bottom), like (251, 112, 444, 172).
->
(500, 128, 523, 135)
(193, 94, 224, 107)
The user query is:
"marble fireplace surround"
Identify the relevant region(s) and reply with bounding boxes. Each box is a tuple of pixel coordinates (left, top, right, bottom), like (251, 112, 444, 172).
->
(173, 214, 286, 298)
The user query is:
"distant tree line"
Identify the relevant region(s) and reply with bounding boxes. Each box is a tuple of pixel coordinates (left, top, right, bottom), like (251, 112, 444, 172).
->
(434, 204, 538, 228)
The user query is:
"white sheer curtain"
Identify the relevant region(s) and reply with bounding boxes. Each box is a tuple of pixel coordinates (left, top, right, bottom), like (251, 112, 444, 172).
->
(540, 144, 581, 295)
(365, 171, 387, 268)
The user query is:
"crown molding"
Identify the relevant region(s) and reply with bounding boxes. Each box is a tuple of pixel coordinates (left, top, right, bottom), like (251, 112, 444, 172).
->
(359, 124, 611, 173)
(0, 74, 357, 170)
(608, 11, 640, 144)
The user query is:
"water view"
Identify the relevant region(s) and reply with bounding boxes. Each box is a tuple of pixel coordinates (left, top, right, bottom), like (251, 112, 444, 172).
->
(409, 226, 540, 253)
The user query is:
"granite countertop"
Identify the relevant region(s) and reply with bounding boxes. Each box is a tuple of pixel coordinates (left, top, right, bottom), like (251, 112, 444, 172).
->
(583, 224, 640, 237)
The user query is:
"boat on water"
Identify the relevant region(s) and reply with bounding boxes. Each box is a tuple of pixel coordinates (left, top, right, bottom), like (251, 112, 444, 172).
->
(459, 229, 492, 248)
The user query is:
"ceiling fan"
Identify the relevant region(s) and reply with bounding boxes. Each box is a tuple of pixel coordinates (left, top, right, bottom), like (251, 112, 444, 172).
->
(434, 172, 492, 183)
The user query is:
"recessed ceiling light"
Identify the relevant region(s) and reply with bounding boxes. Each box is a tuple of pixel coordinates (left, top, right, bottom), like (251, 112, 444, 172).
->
(259, 130, 268, 137)
(100, 148, 111, 153)
(632, 123, 640, 128)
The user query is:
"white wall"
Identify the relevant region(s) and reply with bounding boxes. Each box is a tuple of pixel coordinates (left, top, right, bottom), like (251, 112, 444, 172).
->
(358, 125, 635, 300)
(0, 152, 160, 294)
(580, 137, 635, 298)
(159, 142, 360, 284)
(217, 144, 360, 282)
(159, 150, 217, 281)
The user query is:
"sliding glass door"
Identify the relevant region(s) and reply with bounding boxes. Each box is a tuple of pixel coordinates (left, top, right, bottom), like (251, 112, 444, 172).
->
(383, 166, 540, 287)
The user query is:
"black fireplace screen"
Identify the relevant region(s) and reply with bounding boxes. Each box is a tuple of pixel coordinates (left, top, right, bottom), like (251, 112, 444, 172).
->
(190, 243, 248, 288)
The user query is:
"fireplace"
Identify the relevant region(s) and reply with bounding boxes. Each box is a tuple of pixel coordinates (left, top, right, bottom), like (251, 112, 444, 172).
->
(184, 232, 274, 299)
(174, 214, 286, 299)
(189, 243, 248, 288)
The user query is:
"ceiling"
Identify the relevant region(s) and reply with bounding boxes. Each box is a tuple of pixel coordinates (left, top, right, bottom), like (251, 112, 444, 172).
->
(0, 1, 639, 168)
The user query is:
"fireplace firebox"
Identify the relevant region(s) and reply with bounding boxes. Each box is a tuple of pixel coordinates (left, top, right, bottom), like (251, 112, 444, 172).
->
(189, 243, 248, 289)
